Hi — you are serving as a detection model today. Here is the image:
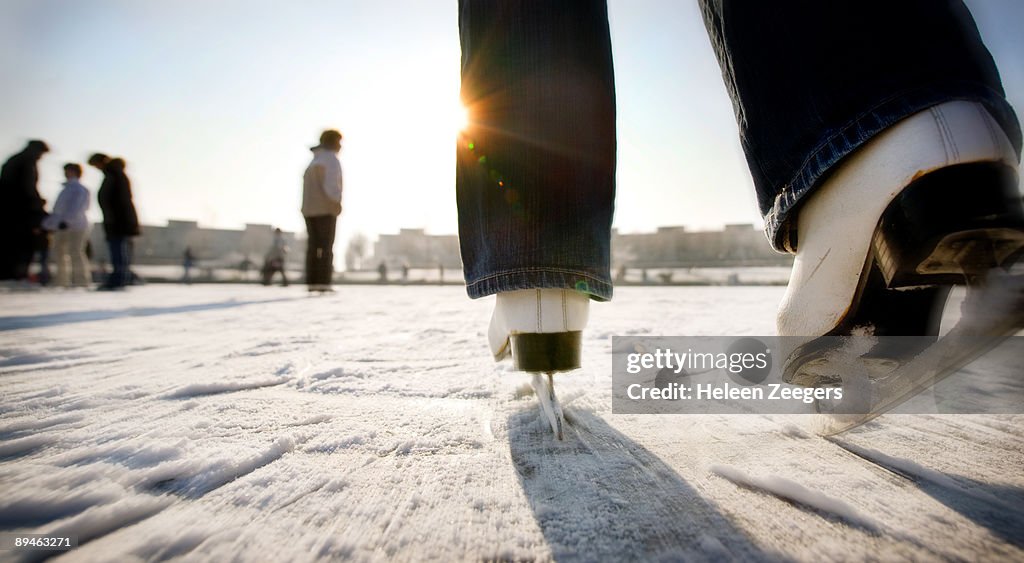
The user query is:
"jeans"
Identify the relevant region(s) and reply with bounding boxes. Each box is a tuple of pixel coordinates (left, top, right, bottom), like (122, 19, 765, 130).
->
(456, 0, 1021, 301)
(304, 215, 337, 286)
(106, 236, 130, 287)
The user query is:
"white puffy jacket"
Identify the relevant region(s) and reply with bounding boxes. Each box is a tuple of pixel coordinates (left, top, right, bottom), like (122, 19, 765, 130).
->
(301, 148, 343, 217)
(43, 179, 90, 231)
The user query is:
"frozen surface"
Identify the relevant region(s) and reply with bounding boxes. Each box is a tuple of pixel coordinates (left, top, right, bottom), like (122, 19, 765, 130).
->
(0, 285, 1022, 561)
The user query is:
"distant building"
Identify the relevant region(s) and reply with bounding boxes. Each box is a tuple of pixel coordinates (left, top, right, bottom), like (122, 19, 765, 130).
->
(371, 229, 461, 270)
(612, 224, 792, 268)
(366, 224, 788, 273)
(366, 224, 787, 273)
(89, 220, 300, 267)
(97, 222, 787, 273)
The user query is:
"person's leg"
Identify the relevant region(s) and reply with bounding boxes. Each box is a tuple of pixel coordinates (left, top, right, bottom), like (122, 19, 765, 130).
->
(53, 231, 71, 287)
(320, 217, 336, 287)
(457, 0, 616, 301)
(106, 237, 124, 287)
(41, 236, 52, 285)
(700, 0, 1020, 250)
(700, 0, 1022, 338)
(304, 217, 319, 287)
(126, 239, 137, 285)
(70, 229, 90, 286)
(11, 229, 36, 280)
(0, 224, 14, 279)
(458, 0, 615, 386)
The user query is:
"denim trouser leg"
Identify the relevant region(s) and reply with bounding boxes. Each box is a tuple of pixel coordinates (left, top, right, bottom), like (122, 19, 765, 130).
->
(107, 237, 128, 287)
(456, 0, 617, 301)
(699, 0, 1022, 252)
(456, 1, 1022, 296)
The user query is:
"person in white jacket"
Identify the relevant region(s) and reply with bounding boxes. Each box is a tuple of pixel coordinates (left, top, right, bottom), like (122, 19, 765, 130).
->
(301, 129, 343, 292)
(43, 163, 91, 287)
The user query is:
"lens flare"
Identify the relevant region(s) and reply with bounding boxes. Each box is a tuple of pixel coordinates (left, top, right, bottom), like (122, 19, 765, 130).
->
(455, 105, 470, 133)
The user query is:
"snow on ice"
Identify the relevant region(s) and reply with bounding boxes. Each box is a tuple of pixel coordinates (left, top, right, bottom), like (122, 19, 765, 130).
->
(0, 284, 1022, 561)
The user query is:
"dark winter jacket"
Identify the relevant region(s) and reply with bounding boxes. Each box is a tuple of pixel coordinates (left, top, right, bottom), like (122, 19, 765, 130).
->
(0, 149, 46, 231)
(97, 158, 141, 238)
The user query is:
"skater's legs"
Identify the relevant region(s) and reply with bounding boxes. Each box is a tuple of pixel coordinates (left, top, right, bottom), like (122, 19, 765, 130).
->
(456, 0, 616, 301)
(304, 215, 336, 287)
(699, 0, 1021, 252)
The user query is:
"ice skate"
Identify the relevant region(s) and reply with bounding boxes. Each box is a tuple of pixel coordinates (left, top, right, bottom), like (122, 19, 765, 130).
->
(777, 101, 1024, 433)
(490, 288, 589, 439)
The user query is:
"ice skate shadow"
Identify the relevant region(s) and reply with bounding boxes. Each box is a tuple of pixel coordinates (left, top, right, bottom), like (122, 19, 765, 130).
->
(506, 407, 783, 562)
(902, 472, 1024, 548)
(831, 436, 1024, 549)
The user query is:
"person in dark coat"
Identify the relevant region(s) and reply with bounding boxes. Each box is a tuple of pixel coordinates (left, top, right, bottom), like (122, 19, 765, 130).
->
(88, 153, 141, 290)
(0, 140, 49, 280)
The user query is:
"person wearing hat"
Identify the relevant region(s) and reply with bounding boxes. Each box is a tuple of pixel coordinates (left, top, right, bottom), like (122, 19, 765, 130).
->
(0, 140, 49, 280)
(301, 129, 343, 292)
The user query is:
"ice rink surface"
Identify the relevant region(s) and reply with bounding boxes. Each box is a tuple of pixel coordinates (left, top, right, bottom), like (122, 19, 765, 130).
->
(1, 284, 1022, 561)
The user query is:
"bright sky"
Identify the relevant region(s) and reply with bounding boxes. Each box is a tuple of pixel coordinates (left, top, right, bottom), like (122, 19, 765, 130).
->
(2, 0, 1022, 253)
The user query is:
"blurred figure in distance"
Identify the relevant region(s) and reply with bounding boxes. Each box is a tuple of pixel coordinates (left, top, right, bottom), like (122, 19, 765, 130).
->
(42, 163, 92, 288)
(89, 153, 141, 290)
(0, 140, 49, 281)
(302, 129, 343, 293)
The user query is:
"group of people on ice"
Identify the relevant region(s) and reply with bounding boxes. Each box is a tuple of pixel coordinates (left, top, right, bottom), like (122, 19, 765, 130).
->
(0, 130, 331, 291)
(0, 141, 140, 290)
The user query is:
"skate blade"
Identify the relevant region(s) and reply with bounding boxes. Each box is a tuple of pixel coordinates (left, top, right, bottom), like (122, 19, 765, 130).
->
(811, 270, 1024, 436)
(530, 372, 565, 440)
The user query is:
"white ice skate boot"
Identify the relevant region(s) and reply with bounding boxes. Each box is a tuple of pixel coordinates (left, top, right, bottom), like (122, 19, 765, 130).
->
(489, 288, 590, 439)
(779, 100, 1022, 339)
(778, 101, 1024, 434)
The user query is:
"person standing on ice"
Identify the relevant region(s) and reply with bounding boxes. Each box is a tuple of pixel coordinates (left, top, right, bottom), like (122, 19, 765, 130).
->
(42, 163, 92, 288)
(263, 228, 289, 286)
(89, 153, 141, 291)
(302, 129, 343, 293)
(0, 140, 49, 281)
(183, 247, 195, 284)
(457, 1, 1023, 438)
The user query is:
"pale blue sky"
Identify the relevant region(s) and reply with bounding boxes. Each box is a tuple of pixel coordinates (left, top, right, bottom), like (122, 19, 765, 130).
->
(2, 0, 1022, 251)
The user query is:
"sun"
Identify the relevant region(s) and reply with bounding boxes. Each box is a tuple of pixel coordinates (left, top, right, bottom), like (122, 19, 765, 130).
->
(454, 103, 470, 133)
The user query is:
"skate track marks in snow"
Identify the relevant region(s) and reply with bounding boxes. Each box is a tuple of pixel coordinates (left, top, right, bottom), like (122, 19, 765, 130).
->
(1, 285, 1023, 561)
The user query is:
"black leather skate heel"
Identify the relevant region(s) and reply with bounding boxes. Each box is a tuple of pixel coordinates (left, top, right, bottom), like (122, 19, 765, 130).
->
(510, 332, 582, 373)
(871, 162, 1024, 288)
(784, 162, 1023, 386)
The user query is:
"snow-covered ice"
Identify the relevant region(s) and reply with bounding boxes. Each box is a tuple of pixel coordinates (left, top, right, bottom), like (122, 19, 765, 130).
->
(1, 285, 1022, 561)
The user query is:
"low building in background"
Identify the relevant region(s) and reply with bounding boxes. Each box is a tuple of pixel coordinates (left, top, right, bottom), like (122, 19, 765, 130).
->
(83, 222, 791, 281)
(366, 224, 792, 275)
(612, 224, 793, 268)
(89, 220, 301, 270)
(370, 228, 461, 270)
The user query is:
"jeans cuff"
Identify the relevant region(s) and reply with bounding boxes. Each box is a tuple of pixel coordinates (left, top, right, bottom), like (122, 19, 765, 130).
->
(764, 83, 1022, 252)
(465, 267, 613, 301)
